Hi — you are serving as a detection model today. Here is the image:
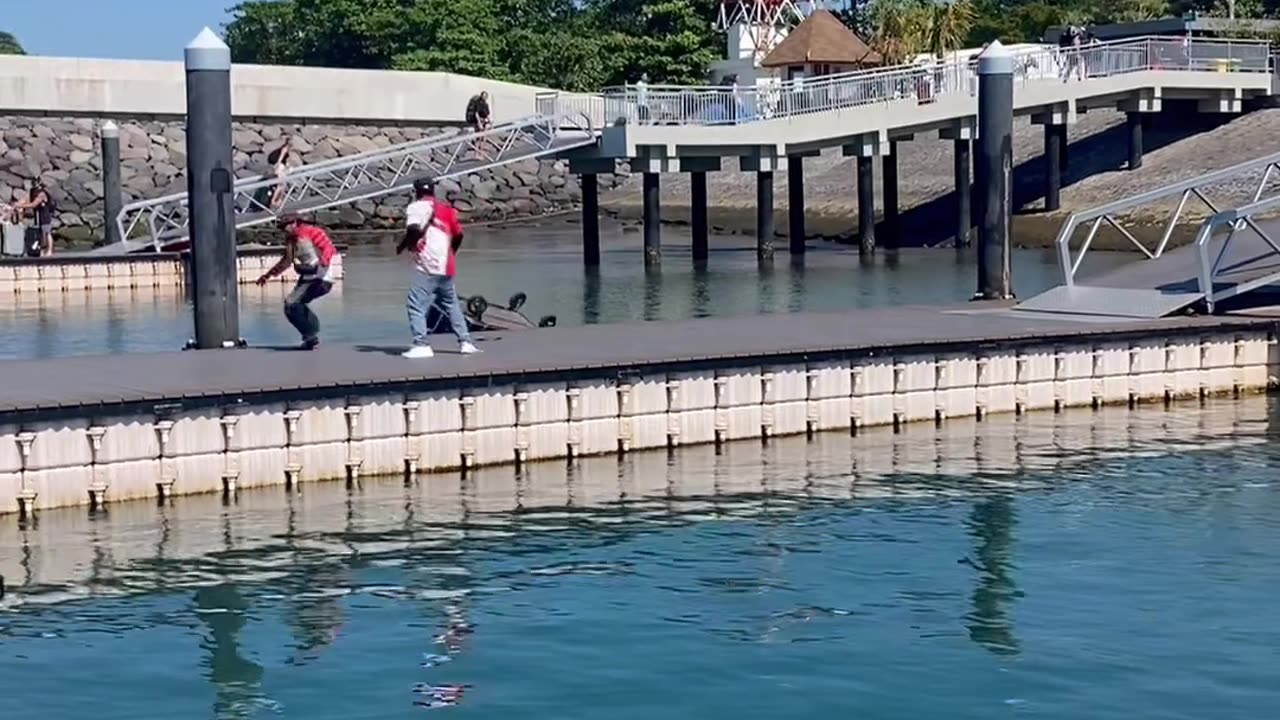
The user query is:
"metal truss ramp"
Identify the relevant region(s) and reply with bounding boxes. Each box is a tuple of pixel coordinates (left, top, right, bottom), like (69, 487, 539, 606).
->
(1016, 151, 1280, 319)
(108, 112, 596, 253)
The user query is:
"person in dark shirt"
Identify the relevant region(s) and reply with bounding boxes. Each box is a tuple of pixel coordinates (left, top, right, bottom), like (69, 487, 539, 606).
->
(13, 179, 54, 256)
(465, 92, 492, 133)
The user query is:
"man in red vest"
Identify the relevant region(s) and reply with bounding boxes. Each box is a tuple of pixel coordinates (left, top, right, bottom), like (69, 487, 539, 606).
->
(257, 214, 337, 350)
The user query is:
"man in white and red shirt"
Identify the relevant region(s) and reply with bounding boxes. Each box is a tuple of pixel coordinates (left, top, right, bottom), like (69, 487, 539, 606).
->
(398, 178, 478, 358)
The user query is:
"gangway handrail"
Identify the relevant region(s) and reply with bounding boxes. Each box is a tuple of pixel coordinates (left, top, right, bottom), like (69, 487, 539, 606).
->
(116, 111, 596, 248)
(539, 36, 1272, 129)
(1054, 149, 1280, 287)
(1194, 192, 1280, 313)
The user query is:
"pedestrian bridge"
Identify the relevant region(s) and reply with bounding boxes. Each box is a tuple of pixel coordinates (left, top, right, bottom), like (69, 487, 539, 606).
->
(537, 36, 1274, 166)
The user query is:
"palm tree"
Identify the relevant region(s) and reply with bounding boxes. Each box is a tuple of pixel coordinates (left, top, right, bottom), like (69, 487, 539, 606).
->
(871, 0, 975, 65)
(923, 0, 975, 59)
(0, 31, 25, 55)
(870, 0, 926, 65)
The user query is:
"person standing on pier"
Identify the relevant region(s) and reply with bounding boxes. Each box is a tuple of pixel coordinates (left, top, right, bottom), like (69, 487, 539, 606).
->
(256, 214, 336, 350)
(398, 178, 479, 359)
(12, 179, 55, 256)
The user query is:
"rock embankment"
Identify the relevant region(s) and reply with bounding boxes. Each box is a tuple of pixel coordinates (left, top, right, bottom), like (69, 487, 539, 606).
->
(0, 117, 627, 247)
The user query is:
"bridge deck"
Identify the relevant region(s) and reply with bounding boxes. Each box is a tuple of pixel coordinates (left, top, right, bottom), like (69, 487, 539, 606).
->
(1, 303, 1273, 418)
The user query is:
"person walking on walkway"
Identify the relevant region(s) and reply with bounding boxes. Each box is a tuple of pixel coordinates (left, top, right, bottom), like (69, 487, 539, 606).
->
(256, 214, 336, 350)
(398, 178, 479, 359)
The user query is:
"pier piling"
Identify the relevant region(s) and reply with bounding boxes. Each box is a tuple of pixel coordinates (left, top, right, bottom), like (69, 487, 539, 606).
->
(787, 156, 805, 255)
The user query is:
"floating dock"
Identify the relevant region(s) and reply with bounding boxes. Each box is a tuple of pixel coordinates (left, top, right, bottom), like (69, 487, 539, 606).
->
(1, 303, 1276, 516)
(0, 248, 346, 294)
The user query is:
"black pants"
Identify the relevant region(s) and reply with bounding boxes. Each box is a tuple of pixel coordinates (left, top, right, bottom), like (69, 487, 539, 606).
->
(284, 278, 332, 341)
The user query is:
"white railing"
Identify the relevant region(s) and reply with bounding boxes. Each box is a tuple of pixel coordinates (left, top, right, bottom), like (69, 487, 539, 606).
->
(1194, 192, 1280, 313)
(1053, 150, 1280, 288)
(536, 36, 1271, 128)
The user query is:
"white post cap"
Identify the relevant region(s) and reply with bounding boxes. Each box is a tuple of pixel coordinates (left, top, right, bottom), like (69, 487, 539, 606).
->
(185, 27, 231, 71)
(100, 120, 119, 138)
(977, 39, 1014, 75)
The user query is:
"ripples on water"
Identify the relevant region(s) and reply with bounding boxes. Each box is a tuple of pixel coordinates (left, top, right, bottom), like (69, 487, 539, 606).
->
(0, 223, 1134, 360)
(2, 400, 1279, 719)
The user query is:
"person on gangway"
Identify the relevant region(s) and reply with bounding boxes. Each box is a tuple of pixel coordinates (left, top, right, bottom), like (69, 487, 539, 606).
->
(256, 213, 337, 350)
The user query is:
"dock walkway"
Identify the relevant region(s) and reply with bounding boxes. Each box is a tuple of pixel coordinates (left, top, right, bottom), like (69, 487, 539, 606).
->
(1, 303, 1274, 418)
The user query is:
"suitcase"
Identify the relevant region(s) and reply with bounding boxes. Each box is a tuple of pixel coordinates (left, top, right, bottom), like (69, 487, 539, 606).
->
(2, 222, 25, 257)
(24, 225, 41, 257)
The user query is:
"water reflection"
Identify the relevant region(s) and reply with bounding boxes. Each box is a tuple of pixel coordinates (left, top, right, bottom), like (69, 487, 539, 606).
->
(198, 584, 266, 719)
(964, 497, 1020, 656)
(1, 398, 1278, 720)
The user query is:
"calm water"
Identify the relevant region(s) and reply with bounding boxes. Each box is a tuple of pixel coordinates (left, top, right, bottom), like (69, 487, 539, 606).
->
(2, 399, 1278, 719)
(0, 222, 1132, 360)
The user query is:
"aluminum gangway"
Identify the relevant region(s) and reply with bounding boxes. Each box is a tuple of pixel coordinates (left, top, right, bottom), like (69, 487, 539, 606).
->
(1015, 150, 1280, 318)
(108, 111, 597, 253)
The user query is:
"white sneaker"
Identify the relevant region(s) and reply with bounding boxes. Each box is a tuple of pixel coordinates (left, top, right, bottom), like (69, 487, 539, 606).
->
(459, 341, 481, 355)
(402, 345, 434, 359)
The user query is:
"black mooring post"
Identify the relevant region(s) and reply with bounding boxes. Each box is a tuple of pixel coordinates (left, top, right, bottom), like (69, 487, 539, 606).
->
(185, 27, 240, 348)
(975, 41, 1014, 300)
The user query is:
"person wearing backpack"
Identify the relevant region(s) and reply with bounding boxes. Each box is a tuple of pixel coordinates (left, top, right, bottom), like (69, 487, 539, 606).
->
(13, 179, 55, 256)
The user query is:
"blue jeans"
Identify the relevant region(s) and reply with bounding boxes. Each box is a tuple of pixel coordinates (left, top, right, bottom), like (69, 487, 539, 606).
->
(284, 278, 332, 341)
(407, 273, 471, 346)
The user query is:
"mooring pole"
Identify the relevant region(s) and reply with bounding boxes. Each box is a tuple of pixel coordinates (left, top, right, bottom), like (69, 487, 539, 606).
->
(975, 40, 1014, 300)
(101, 122, 123, 247)
(185, 27, 240, 348)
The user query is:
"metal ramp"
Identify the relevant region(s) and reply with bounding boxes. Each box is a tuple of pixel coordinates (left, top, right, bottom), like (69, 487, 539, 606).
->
(108, 112, 597, 252)
(1015, 150, 1280, 319)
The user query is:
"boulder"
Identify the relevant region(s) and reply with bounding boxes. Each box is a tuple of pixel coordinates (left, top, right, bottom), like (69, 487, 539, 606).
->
(69, 150, 94, 165)
(338, 206, 365, 226)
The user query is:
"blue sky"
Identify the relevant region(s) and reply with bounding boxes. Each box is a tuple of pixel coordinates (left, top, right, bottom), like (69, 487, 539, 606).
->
(7, 0, 233, 60)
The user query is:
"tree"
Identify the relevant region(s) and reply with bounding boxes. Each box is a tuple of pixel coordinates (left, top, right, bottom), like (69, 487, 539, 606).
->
(224, 0, 723, 88)
(923, 0, 976, 57)
(0, 31, 25, 55)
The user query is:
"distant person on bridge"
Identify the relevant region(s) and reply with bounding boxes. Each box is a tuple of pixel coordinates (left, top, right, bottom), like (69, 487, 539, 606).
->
(465, 92, 492, 133)
(397, 178, 479, 359)
(12, 179, 55, 256)
(256, 214, 337, 351)
(268, 137, 293, 210)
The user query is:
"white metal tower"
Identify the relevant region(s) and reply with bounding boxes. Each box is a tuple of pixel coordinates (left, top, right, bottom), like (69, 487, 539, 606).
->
(716, 0, 812, 65)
